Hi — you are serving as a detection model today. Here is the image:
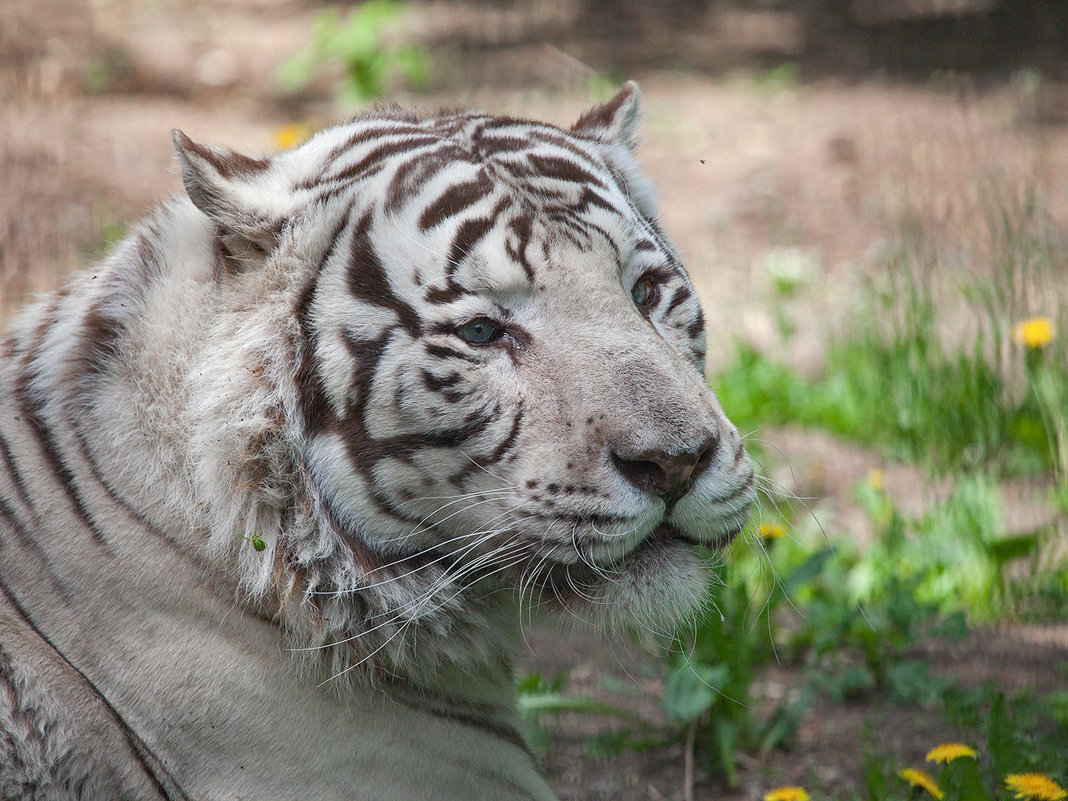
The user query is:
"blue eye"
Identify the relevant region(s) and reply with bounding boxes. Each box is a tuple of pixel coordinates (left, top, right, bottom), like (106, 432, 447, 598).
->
(631, 275, 658, 308)
(456, 317, 501, 344)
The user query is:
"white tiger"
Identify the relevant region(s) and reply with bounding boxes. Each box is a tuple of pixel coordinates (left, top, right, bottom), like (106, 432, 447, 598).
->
(0, 83, 754, 800)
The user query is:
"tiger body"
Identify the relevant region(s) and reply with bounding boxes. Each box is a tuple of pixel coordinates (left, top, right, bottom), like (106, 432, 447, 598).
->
(0, 84, 754, 800)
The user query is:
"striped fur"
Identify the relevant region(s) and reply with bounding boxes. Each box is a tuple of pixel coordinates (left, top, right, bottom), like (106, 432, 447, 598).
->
(0, 83, 754, 799)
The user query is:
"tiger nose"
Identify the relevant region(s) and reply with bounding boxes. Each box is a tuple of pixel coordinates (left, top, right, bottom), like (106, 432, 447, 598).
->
(610, 435, 718, 507)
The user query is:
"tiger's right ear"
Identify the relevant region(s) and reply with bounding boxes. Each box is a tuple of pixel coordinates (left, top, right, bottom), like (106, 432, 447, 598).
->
(570, 81, 642, 152)
(172, 130, 290, 250)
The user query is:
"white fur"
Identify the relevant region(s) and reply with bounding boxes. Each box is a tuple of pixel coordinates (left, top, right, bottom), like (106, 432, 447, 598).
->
(0, 85, 754, 799)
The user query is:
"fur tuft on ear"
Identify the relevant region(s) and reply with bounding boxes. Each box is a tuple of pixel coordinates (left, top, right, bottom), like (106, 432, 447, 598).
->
(172, 130, 287, 252)
(570, 81, 642, 151)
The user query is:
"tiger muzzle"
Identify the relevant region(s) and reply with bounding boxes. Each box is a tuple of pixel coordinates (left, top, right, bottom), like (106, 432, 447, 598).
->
(609, 433, 718, 509)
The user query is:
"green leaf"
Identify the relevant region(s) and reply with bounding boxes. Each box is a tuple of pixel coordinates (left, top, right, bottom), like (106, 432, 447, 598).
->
(985, 533, 1039, 565)
(781, 547, 835, 596)
(887, 660, 952, 708)
(862, 744, 889, 801)
(940, 755, 989, 801)
(712, 717, 741, 787)
(663, 663, 727, 723)
(986, 692, 1014, 778)
(517, 690, 633, 717)
(757, 684, 813, 754)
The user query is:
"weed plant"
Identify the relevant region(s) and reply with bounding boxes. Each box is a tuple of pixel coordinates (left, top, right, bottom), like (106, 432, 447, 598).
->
(716, 182, 1067, 479)
(516, 513, 1064, 790)
(277, 0, 428, 103)
(848, 472, 1054, 621)
(861, 689, 1067, 801)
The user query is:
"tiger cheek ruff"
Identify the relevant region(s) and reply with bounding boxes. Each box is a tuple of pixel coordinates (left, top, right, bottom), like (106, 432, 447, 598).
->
(0, 83, 754, 799)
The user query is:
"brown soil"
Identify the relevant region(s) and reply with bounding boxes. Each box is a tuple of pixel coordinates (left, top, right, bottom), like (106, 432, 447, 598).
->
(2, 1, 1066, 798)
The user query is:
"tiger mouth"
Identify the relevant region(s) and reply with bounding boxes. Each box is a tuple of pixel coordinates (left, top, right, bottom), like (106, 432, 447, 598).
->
(538, 522, 739, 594)
(633, 523, 739, 557)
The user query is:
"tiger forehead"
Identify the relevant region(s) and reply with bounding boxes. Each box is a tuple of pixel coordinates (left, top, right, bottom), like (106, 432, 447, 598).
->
(313, 109, 674, 294)
(307, 111, 623, 215)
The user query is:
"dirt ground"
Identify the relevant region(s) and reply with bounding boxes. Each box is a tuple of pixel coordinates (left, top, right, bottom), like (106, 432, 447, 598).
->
(2, 0, 1066, 798)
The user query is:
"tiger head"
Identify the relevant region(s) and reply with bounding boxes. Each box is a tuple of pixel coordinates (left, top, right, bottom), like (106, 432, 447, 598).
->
(175, 84, 754, 670)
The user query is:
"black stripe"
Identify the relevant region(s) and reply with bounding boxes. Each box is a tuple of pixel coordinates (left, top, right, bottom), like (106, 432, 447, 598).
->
(528, 129, 603, 165)
(447, 209, 498, 275)
(348, 211, 421, 337)
(384, 144, 469, 214)
(0, 496, 25, 533)
(339, 328, 495, 470)
(318, 122, 428, 175)
(579, 220, 622, 260)
(420, 369, 462, 391)
(0, 494, 78, 606)
(0, 428, 34, 513)
(0, 580, 192, 801)
(70, 301, 125, 382)
(421, 369, 469, 404)
(351, 411, 496, 465)
(418, 171, 496, 232)
(389, 689, 534, 760)
(310, 135, 443, 198)
(14, 380, 112, 549)
(527, 153, 604, 189)
(686, 312, 705, 340)
(448, 406, 523, 486)
(294, 208, 354, 435)
(423, 281, 474, 305)
(665, 284, 694, 317)
(504, 215, 536, 284)
(573, 186, 618, 217)
(475, 135, 538, 157)
(424, 343, 480, 363)
(343, 329, 393, 426)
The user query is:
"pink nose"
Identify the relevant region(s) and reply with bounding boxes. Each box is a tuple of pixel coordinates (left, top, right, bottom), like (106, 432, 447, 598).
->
(610, 434, 718, 507)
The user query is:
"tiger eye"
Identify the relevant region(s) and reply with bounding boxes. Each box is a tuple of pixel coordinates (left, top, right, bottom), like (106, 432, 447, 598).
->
(631, 276, 657, 308)
(456, 317, 500, 345)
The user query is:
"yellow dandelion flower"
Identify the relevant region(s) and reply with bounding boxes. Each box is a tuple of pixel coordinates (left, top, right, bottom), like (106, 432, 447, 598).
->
(925, 742, 977, 763)
(759, 521, 786, 539)
(1005, 773, 1068, 801)
(898, 768, 944, 800)
(866, 468, 885, 492)
(764, 787, 810, 801)
(1013, 316, 1055, 349)
(272, 122, 314, 151)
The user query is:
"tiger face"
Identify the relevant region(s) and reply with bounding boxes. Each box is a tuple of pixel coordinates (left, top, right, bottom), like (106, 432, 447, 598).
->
(176, 83, 754, 638)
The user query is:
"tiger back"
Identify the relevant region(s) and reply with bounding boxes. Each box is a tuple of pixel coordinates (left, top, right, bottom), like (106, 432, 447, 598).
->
(0, 84, 754, 800)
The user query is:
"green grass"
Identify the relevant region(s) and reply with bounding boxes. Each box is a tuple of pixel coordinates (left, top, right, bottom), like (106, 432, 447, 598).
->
(715, 303, 1065, 478)
(716, 185, 1068, 476)
(700, 200, 1068, 780)
(277, 0, 429, 104)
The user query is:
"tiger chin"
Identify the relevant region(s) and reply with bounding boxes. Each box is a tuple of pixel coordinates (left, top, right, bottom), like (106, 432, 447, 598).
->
(0, 83, 754, 800)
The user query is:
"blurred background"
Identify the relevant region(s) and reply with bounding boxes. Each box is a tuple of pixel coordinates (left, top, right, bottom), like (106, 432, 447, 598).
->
(2, 1, 1066, 799)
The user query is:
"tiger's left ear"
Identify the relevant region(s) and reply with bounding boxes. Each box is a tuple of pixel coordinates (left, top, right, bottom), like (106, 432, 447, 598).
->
(571, 81, 642, 151)
(173, 130, 290, 252)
